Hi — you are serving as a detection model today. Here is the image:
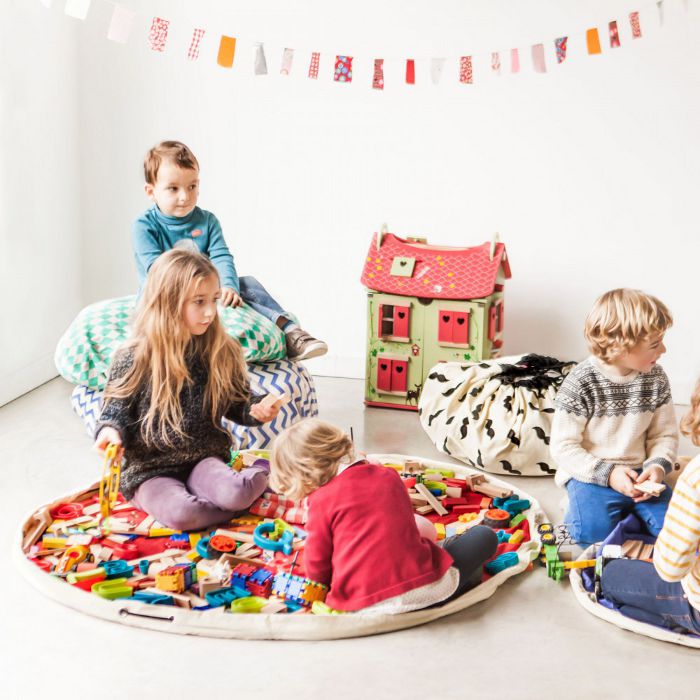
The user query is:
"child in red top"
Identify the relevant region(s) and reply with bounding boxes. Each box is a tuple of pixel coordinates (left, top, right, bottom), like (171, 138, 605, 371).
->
(270, 418, 498, 613)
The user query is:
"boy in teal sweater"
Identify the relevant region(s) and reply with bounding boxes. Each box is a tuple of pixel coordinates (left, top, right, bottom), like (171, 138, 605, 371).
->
(132, 141, 327, 361)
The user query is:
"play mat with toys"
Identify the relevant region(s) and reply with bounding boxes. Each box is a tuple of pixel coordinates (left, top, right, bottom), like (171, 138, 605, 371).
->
(15, 452, 546, 640)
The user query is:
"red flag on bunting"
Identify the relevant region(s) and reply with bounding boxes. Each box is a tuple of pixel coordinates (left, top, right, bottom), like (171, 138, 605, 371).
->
(148, 18, 170, 53)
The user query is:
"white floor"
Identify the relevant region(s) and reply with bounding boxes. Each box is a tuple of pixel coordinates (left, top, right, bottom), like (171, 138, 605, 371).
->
(1, 376, 698, 699)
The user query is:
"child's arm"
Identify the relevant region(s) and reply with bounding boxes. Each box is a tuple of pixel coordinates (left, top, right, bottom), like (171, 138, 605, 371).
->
(93, 349, 135, 451)
(207, 214, 239, 295)
(132, 218, 165, 282)
(653, 461, 700, 584)
(642, 376, 678, 477)
(225, 394, 280, 426)
(303, 504, 333, 586)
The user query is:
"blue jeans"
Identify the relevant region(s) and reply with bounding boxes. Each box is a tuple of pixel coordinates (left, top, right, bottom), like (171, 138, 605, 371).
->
(601, 559, 700, 634)
(565, 477, 672, 544)
(238, 276, 289, 325)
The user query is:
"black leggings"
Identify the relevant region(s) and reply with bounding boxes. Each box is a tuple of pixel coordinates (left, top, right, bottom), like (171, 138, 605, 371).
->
(440, 525, 499, 601)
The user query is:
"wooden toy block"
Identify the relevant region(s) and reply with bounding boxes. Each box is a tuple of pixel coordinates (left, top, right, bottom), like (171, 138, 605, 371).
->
(622, 539, 645, 559)
(214, 528, 255, 544)
(409, 493, 430, 506)
(464, 474, 486, 490)
(259, 391, 290, 410)
(635, 481, 666, 497)
(404, 460, 425, 474)
(140, 587, 192, 608)
(414, 483, 448, 516)
(415, 505, 435, 515)
(445, 486, 464, 499)
(640, 543, 655, 561)
(473, 482, 513, 499)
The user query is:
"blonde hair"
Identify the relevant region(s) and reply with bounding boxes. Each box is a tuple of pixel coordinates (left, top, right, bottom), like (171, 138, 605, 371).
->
(681, 380, 700, 447)
(584, 288, 672, 363)
(103, 249, 249, 447)
(144, 140, 199, 185)
(270, 419, 355, 500)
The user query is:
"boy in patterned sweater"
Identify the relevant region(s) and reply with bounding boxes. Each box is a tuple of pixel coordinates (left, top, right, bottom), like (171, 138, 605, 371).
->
(551, 289, 678, 544)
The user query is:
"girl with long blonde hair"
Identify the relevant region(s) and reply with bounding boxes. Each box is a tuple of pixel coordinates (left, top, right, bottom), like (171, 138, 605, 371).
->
(94, 248, 280, 530)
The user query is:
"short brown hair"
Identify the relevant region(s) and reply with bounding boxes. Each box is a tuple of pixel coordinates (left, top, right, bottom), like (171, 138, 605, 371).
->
(270, 419, 354, 500)
(143, 141, 199, 185)
(584, 288, 673, 363)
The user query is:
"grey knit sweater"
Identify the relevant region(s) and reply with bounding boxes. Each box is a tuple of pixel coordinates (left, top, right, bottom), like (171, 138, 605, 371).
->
(95, 347, 263, 500)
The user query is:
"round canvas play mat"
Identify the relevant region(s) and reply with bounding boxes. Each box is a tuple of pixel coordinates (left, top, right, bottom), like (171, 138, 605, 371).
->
(15, 452, 547, 640)
(569, 545, 700, 649)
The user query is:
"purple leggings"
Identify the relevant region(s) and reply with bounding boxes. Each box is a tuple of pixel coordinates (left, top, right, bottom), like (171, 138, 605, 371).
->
(131, 457, 269, 531)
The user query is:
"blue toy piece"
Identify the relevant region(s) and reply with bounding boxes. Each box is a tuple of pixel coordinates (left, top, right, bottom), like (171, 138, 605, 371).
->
(205, 587, 250, 608)
(485, 551, 520, 575)
(102, 560, 134, 580)
(253, 520, 294, 556)
(132, 591, 175, 606)
(138, 559, 150, 575)
(494, 496, 531, 516)
(496, 530, 511, 543)
(196, 536, 212, 559)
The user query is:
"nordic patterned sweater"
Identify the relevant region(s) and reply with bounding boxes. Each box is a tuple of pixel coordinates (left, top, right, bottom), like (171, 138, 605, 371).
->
(550, 356, 678, 488)
(95, 346, 264, 500)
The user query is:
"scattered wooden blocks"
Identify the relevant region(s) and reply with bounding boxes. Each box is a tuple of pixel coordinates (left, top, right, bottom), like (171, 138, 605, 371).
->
(635, 481, 666, 497)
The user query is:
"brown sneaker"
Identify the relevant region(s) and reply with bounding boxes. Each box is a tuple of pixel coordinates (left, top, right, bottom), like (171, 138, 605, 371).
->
(285, 328, 328, 361)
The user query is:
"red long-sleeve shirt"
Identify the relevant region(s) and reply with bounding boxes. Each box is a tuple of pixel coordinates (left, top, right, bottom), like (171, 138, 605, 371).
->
(304, 461, 454, 611)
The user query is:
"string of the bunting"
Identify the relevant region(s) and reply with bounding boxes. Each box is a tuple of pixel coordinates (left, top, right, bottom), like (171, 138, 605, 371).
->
(45, 0, 687, 88)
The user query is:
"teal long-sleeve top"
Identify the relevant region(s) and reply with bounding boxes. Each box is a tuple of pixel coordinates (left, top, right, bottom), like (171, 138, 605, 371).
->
(132, 205, 239, 291)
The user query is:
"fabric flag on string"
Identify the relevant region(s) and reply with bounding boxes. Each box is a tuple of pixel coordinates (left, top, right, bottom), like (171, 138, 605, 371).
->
(657, 1, 665, 25)
(554, 37, 568, 63)
(491, 52, 501, 76)
(430, 58, 445, 84)
(308, 52, 320, 79)
(107, 5, 135, 44)
(586, 28, 602, 55)
(406, 59, 415, 84)
(334, 56, 353, 83)
(148, 18, 170, 53)
(254, 43, 268, 75)
(187, 29, 206, 61)
(373, 59, 384, 90)
(630, 12, 642, 38)
(217, 36, 236, 68)
(510, 48, 520, 74)
(531, 44, 546, 73)
(65, 0, 90, 20)
(459, 56, 473, 84)
(280, 48, 294, 75)
(609, 21, 621, 48)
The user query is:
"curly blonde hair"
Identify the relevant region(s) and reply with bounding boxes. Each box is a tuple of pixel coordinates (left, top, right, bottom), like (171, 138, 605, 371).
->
(584, 288, 672, 363)
(681, 380, 700, 447)
(270, 419, 355, 500)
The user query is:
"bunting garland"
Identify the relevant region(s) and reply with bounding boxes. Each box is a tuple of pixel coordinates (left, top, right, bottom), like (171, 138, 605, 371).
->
(41, 1, 677, 90)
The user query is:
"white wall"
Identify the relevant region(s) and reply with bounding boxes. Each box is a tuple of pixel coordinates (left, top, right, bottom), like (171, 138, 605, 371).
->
(0, 1, 82, 406)
(62, 1, 700, 400)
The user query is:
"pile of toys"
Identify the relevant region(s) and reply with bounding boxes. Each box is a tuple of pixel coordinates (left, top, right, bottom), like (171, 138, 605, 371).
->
(21, 451, 535, 614)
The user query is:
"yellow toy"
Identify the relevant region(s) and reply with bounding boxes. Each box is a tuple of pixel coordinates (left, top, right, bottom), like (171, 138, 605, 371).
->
(99, 443, 123, 520)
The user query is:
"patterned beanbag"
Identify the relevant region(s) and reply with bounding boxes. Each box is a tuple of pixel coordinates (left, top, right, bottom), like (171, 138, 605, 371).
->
(55, 296, 287, 391)
(72, 359, 319, 447)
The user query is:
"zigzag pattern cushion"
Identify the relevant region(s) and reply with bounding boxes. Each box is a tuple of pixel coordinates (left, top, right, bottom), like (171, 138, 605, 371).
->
(55, 296, 287, 391)
(71, 359, 319, 447)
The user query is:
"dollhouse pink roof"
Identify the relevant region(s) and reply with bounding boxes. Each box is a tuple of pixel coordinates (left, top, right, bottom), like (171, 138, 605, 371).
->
(361, 232, 511, 300)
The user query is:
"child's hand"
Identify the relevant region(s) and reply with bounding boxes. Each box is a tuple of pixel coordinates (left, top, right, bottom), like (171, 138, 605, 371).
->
(220, 287, 242, 308)
(608, 466, 642, 498)
(94, 427, 122, 453)
(632, 465, 666, 503)
(249, 402, 281, 423)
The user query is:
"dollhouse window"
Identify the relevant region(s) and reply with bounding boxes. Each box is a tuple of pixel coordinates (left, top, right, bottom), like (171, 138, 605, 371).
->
(438, 310, 470, 347)
(488, 305, 497, 341)
(376, 357, 409, 396)
(379, 304, 411, 342)
(495, 299, 504, 332)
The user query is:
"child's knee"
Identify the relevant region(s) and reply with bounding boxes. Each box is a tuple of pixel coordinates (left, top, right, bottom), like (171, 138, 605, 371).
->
(214, 471, 268, 512)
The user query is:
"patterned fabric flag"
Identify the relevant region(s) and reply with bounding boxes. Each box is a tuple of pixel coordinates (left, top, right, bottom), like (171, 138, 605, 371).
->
(459, 56, 473, 84)
(630, 11, 642, 38)
(609, 21, 621, 48)
(510, 48, 520, 74)
(308, 52, 320, 79)
(554, 37, 568, 63)
(65, 0, 90, 20)
(372, 59, 384, 90)
(586, 28, 602, 55)
(217, 36, 237, 68)
(280, 48, 294, 75)
(334, 56, 353, 83)
(107, 5, 135, 44)
(491, 52, 501, 75)
(531, 44, 546, 73)
(148, 18, 170, 52)
(430, 58, 445, 84)
(254, 43, 268, 75)
(187, 28, 206, 61)
(406, 59, 415, 84)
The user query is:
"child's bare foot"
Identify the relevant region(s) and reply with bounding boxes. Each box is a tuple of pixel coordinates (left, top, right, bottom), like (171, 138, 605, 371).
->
(285, 328, 328, 361)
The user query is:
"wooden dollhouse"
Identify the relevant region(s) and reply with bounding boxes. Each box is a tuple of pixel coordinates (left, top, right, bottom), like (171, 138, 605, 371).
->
(360, 230, 511, 410)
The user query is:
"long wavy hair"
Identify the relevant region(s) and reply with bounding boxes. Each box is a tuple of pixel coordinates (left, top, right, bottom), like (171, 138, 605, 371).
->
(681, 379, 700, 447)
(104, 249, 249, 446)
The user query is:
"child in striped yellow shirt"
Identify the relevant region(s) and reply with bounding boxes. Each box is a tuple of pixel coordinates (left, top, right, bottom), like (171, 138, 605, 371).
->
(601, 383, 700, 634)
